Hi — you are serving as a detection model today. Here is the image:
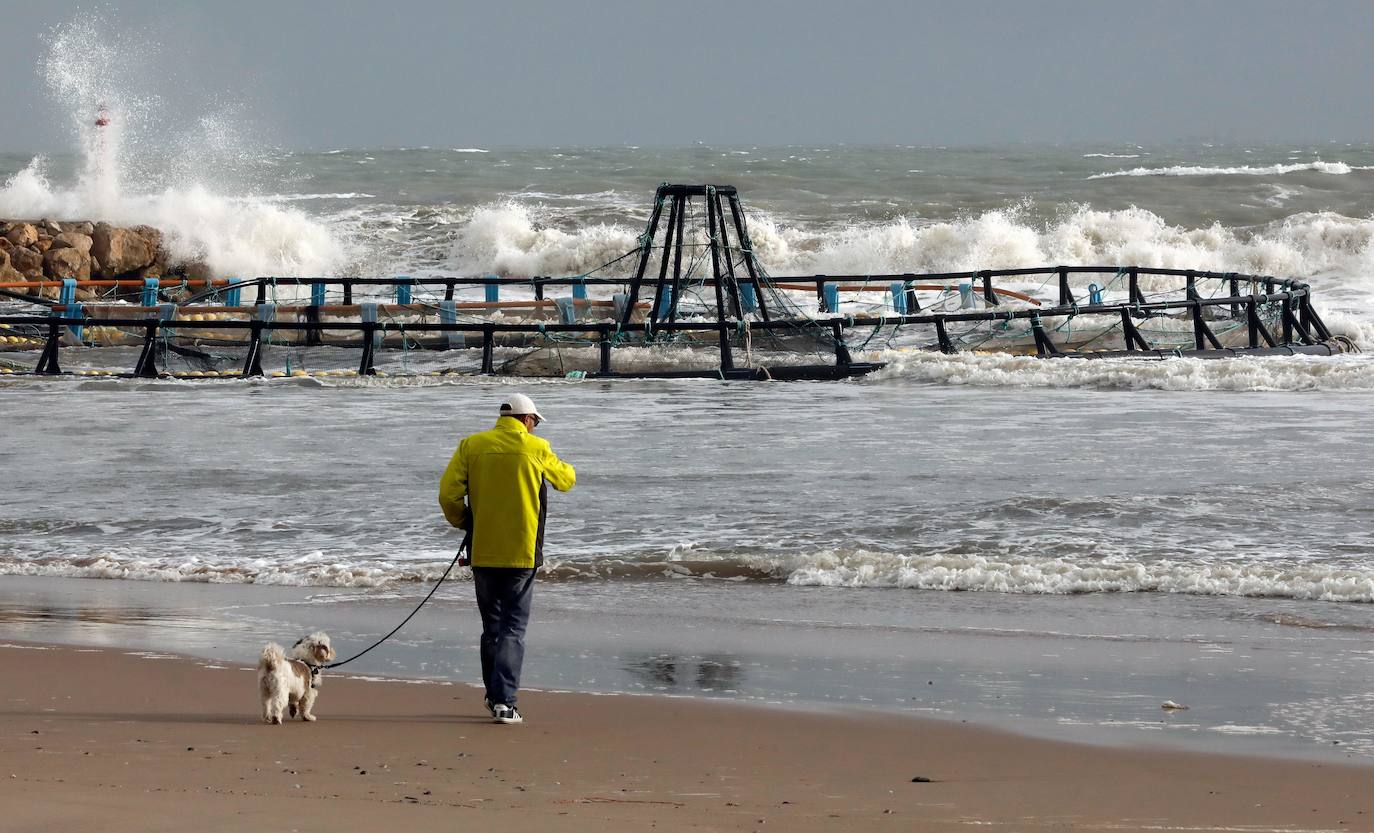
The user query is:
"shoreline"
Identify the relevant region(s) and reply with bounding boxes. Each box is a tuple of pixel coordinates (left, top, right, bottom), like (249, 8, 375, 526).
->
(3, 640, 1372, 833)
(6, 573, 1374, 765)
(8, 574, 1374, 769)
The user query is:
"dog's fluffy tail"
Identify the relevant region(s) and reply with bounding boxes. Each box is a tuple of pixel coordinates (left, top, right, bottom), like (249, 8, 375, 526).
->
(260, 642, 286, 670)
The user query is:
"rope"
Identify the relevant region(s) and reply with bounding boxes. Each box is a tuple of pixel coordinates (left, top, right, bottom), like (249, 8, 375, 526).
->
(855, 314, 885, 351)
(323, 540, 466, 671)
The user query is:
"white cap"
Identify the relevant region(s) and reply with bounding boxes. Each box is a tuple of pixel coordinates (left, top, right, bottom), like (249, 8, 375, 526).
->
(499, 392, 545, 424)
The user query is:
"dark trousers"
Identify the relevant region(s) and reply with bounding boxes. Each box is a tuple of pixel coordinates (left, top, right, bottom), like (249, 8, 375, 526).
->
(472, 567, 536, 707)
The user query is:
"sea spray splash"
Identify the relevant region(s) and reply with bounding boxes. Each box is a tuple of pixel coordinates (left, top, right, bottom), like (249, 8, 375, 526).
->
(0, 13, 353, 278)
(40, 13, 148, 216)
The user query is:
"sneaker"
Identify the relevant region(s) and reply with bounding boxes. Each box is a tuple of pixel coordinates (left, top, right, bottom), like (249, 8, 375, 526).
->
(483, 697, 495, 717)
(492, 704, 523, 725)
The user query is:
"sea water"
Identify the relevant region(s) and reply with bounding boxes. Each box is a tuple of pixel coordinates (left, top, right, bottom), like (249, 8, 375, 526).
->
(2, 380, 1373, 761)
(2, 18, 1374, 762)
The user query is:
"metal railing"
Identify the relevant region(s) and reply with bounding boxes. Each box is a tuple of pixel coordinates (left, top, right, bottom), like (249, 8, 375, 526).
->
(0, 267, 1347, 381)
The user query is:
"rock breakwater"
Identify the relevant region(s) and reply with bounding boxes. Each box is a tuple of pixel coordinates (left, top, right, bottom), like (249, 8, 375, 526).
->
(0, 219, 206, 299)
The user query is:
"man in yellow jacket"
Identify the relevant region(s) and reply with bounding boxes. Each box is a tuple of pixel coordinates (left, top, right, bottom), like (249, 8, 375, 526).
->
(438, 393, 576, 724)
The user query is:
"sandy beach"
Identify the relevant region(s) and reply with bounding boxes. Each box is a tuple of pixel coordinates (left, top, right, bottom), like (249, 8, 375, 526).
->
(2, 642, 1370, 833)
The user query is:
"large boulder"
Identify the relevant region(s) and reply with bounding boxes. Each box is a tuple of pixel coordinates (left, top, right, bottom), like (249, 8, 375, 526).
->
(4, 223, 38, 248)
(91, 222, 156, 277)
(40, 219, 62, 235)
(71, 221, 95, 236)
(9, 246, 43, 277)
(0, 248, 18, 281)
(50, 231, 94, 254)
(131, 225, 167, 279)
(0, 249, 23, 283)
(179, 259, 212, 283)
(44, 246, 92, 280)
(131, 224, 162, 253)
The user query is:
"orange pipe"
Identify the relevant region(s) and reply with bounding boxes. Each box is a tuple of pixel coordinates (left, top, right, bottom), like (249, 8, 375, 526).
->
(15, 280, 1040, 308)
(0, 279, 226, 289)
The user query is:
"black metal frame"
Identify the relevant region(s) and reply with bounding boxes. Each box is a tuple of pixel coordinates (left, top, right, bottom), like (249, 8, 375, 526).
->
(0, 268, 1344, 380)
(0, 183, 1348, 380)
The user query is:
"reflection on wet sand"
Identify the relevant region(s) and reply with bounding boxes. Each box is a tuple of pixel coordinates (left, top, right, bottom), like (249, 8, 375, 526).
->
(0, 605, 166, 626)
(0, 599, 246, 643)
(624, 653, 745, 692)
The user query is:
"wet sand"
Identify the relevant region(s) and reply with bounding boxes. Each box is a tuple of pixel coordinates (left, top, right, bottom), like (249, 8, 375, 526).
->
(7, 574, 1374, 763)
(2, 642, 1371, 833)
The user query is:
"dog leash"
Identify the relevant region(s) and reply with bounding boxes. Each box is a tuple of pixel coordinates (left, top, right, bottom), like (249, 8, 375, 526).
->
(320, 530, 469, 671)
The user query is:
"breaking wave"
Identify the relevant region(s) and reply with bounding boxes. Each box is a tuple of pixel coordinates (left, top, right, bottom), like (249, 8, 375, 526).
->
(439, 201, 1374, 343)
(4, 548, 1373, 603)
(1088, 161, 1370, 179)
(774, 549, 1374, 602)
(445, 201, 641, 276)
(443, 201, 1374, 288)
(870, 351, 1374, 392)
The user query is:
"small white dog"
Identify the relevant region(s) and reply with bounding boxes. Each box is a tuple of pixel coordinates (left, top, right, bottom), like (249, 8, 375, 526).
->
(257, 631, 336, 724)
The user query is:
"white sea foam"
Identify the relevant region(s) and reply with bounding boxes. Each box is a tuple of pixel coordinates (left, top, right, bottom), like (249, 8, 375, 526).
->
(772, 549, 1374, 602)
(1207, 724, 1286, 735)
(260, 192, 376, 202)
(871, 351, 1374, 392)
(5, 547, 1374, 602)
(1272, 693, 1374, 758)
(1264, 184, 1302, 207)
(0, 550, 454, 587)
(1088, 161, 1368, 179)
(446, 201, 641, 276)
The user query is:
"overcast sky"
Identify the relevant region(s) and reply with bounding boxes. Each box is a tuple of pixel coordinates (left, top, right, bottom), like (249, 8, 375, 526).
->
(1, 0, 1371, 152)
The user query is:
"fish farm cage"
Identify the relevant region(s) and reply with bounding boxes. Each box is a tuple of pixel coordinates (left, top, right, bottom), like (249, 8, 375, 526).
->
(0, 183, 1354, 381)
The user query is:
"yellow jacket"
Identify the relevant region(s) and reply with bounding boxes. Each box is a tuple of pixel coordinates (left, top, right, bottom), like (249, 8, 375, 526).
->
(438, 416, 576, 568)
